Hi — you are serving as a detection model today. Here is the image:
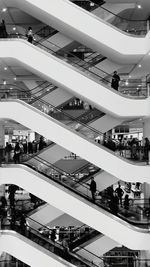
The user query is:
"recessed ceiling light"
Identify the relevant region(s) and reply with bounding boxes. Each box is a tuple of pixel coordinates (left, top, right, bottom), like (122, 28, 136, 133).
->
(90, 2, 94, 6)
(4, 67, 7, 70)
(137, 4, 141, 9)
(10, 87, 13, 90)
(138, 64, 142, 68)
(2, 8, 7, 12)
(3, 80, 6, 85)
(13, 77, 17, 81)
(129, 75, 132, 78)
(13, 27, 16, 31)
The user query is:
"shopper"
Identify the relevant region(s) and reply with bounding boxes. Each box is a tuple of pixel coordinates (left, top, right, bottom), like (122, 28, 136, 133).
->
(115, 183, 124, 207)
(111, 71, 120, 91)
(8, 184, 18, 207)
(0, 19, 7, 38)
(5, 142, 12, 163)
(90, 177, 97, 202)
(26, 26, 34, 43)
(144, 137, 150, 164)
(13, 142, 21, 163)
(109, 192, 119, 215)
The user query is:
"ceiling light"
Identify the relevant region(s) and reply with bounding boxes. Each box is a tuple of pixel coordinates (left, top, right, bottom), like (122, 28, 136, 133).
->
(13, 77, 17, 81)
(13, 27, 16, 31)
(3, 80, 6, 85)
(4, 67, 7, 70)
(137, 4, 141, 9)
(138, 64, 141, 68)
(2, 8, 7, 12)
(10, 87, 13, 90)
(129, 75, 132, 78)
(90, 2, 94, 6)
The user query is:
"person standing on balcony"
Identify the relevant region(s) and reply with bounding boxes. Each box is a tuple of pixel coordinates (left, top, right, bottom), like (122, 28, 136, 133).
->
(111, 71, 120, 91)
(0, 20, 7, 38)
(90, 177, 97, 202)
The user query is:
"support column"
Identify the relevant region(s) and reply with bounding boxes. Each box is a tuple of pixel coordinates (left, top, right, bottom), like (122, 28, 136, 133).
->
(141, 119, 150, 204)
(143, 118, 150, 140)
(143, 118, 150, 164)
(138, 250, 150, 267)
(0, 122, 5, 196)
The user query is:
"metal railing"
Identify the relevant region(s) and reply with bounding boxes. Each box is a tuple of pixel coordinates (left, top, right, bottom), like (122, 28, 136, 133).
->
(70, 0, 149, 36)
(1, 31, 148, 98)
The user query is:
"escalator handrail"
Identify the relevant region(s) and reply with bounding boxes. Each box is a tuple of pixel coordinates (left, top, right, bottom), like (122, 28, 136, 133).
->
(0, 222, 101, 267)
(5, 32, 148, 95)
(27, 154, 99, 183)
(69, 0, 148, 37)
(71, 0, 147, 22)
(18, 160, 150, 230)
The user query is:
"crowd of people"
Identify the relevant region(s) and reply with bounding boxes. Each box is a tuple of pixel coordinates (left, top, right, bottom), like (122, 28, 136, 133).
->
(4, 136, 47, 164)
(95, 135, 150, 162)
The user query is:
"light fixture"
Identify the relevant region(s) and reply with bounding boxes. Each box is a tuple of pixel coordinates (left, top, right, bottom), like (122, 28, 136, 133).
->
(13, 27, 16, 31)
(90, 2, 94, 6)
(2, 8, 7, 12)
(4, 67, 7, 70)
(125, 80, 129, 86)
(138, 64, 142, 68)
(13, 77, 17, 81)
(3, 80, 6, 85)
(137, 4, 141, 9)
(129, 75, 132, 78)
(10, 87, 13, 90)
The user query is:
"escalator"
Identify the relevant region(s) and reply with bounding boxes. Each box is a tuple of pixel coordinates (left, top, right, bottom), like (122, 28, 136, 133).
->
(0, 98, 150, 182)
(1, 163, 150, 250)
(27, 200, 117, 256)
(4, 0, 150, 63)
(0, 216, 110, 267)
(0, 38, 149, 119)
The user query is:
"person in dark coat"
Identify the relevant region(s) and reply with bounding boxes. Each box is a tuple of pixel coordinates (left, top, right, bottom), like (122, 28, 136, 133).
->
(115, 183, 124, 207)
(13, 142, 21, 163)
(109, 192, 119, 215)
(144, 137, 150, 163)
(20, 214, 26, 235)
(0, 20, 7, 38)
(26, 26, 34, 43)
(111, 71, 120, 91)
(90, 177, 97, 202)
(124, 194, 130, 211)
